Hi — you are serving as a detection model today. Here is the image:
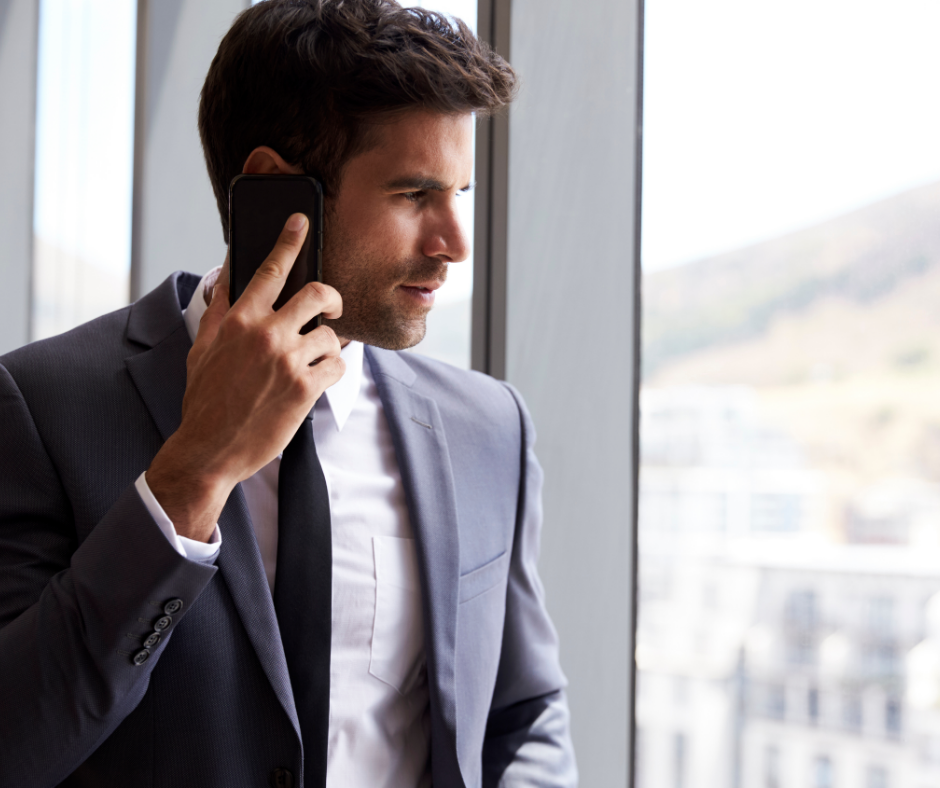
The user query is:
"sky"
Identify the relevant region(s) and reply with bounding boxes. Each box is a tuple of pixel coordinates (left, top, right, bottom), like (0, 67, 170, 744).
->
(642, 0, 940, 271)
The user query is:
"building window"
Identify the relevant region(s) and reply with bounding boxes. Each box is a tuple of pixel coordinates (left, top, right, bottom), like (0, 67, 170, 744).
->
(785, 590, 818, 665)
(886, 696, 902, 736)
(764, 744, 781, 788)
(767, 684, 786, 720)
(867, 765, 888, 788)
(869, 597, 895, 635)
(843, 691, 862, 732)
(673, 732, 686, 788)
(813, 756, 833, 788)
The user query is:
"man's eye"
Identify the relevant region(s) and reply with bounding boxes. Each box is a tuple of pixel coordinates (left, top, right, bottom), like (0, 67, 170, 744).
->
(403, 191, 425, 203)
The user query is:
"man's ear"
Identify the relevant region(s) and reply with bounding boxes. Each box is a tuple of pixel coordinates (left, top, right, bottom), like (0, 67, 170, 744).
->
(242, 146, 304, 175)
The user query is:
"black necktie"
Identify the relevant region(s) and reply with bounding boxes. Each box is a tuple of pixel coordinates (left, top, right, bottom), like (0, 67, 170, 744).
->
(274, 410, 332, 787)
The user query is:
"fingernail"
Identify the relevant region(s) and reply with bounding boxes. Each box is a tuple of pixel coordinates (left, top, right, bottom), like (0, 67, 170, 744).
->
(211, 284, 219, 302)
(287, 214, 307, 232)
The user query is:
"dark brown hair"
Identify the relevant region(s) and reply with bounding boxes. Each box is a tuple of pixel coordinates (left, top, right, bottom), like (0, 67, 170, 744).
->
(199, 0, 517, 243)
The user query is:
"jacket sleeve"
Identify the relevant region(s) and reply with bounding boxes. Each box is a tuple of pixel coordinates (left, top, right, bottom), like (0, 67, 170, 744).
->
(482, 383, 578, 787)
(0, 362, 218, 787)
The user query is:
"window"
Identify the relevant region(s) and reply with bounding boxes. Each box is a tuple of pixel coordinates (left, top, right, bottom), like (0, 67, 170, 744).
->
(867, 765, 889, 788)
(869, 597, 895, 636)
(813, 756, 833, 788)
(31, 0, 137, 340)
(636, 0, 940, 785)
(785, 590, 818, 665)
(405, 0, 477, 369)
(673, 732, 686, 788)
(764, 744, 780, 788)
(886, 695, 902, 736)
(766, 684, 786, 720)
(842, 691, 862, 732)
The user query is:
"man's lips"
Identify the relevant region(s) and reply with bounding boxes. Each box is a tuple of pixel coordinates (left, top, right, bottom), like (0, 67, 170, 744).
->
(400, 280, 444, 292)
(399, 280, 442, 306)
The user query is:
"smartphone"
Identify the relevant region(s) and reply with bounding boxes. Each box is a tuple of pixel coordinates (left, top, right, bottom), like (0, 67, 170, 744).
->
(228, 174, 324, 334)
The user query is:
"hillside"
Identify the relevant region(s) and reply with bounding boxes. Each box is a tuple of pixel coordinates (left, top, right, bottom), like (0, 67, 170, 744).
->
(642, 179, 940, 497)
(643, 180, 940, 384)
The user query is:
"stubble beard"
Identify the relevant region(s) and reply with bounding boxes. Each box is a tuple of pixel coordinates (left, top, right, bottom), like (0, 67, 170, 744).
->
(321, 227, 447, 351)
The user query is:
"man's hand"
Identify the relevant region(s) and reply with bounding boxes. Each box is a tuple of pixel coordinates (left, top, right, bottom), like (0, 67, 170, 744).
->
(146, 214, 344, 542)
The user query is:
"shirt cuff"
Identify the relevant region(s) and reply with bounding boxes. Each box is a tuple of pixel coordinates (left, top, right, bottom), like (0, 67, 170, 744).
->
(135, 472, 222, 561)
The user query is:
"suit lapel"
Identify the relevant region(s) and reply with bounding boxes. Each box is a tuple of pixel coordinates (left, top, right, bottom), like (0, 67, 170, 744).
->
(366, 346, 464, 786)
(124, 273, 301, 742)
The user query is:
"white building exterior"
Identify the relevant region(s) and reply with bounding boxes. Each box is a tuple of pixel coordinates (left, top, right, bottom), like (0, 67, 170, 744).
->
(637, 388, 940, 788)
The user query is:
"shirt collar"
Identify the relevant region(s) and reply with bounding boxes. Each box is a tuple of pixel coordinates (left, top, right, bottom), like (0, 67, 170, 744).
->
(181, 266, 221, 344)
(182, 267, 364, 433)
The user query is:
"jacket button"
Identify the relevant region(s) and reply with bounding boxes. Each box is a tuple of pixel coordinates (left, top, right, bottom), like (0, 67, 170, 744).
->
(163, 598, 183, 615)
(153, 615, 172, 632)
(132, 649, 151, 666)
(270, 768, 294, 788)
(143, 632, 161, 649)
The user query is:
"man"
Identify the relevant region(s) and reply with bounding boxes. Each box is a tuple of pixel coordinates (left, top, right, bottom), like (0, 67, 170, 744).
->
(0, 1, 575, 786)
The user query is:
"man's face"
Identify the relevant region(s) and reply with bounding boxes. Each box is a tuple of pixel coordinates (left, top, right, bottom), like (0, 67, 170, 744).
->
(322, 111, 473, 349)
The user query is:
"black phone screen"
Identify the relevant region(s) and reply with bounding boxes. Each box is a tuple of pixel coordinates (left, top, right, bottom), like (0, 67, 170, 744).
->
(228, 174, 324, 333)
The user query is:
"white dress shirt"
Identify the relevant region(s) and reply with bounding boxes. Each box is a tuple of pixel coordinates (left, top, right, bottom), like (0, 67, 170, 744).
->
(137, 269, 431, 787)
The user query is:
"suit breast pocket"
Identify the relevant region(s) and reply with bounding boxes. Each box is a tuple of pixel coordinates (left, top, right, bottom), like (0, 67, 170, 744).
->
(459, 550, 510, 604)
(369, 536, 425, 694)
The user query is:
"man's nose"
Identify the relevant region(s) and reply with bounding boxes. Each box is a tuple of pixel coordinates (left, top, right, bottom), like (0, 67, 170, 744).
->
(423, 204, 470, 263)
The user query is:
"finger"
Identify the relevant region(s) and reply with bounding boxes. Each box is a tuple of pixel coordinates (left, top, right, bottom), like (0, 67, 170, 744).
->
(276, 281, 343, 330)
(238, 213, 309, 311)
(290, 324, 341, 367)
(308, 355, 346, 392)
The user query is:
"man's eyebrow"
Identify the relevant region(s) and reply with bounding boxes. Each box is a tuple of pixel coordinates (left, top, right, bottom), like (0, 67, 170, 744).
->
(383, 176, 476, 193)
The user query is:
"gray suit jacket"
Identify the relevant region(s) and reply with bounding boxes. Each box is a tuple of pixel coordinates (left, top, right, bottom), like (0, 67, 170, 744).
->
(0, 272, 576, 787)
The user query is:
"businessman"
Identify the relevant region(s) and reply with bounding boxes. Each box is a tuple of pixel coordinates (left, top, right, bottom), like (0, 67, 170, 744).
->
(0, 1, 576, 786)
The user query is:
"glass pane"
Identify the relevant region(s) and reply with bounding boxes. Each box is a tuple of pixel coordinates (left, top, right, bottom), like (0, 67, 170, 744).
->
(405, 0, 477, 370)
(636, 1, 940, 787)
(31, 0, 136, 341)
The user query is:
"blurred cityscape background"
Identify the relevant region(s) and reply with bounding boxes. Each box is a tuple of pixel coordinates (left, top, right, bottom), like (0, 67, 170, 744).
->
(635, 0, 940, 784)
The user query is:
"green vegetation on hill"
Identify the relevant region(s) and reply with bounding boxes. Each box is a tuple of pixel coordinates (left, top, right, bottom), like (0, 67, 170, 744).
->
(643, 179, 940, 508)
(643, 180, 940, 383)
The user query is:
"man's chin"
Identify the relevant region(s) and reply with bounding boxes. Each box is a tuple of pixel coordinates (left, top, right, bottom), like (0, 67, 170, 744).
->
(325, 315, 428, 351)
